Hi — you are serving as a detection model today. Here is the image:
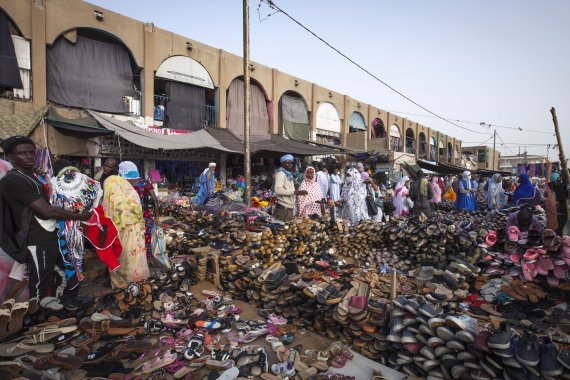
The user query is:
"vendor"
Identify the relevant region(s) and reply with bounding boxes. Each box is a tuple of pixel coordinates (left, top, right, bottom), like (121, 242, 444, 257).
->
(273, 154, 307, 222)
(506, 206, 545, 233)
(94, 157, 119, 186)
(456, 171, 477, 211)
(196, 162, 216, 205)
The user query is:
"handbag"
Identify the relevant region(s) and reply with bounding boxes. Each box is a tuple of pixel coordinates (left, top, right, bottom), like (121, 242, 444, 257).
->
(366, 186, 378, 216)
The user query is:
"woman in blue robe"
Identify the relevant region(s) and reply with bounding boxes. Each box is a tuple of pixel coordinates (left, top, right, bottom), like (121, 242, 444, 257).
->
(456, 171, 478, 211)
(196, 162, 216, 205)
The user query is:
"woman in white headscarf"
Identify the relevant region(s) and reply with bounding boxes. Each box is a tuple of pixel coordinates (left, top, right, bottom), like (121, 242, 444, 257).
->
(430, 176, 442, 203)
(296, 166, 325, 217)
(392, 176, 410, 217)
(197, 162, 216, 205)
(361, 172, 383, 222)
(338, 168, 369, 224)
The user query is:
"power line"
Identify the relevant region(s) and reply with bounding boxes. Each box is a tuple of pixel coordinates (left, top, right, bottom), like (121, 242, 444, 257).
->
(260, 0, 483, 135)
(386, 110, 554, 135)
(495, 131, 517, 155)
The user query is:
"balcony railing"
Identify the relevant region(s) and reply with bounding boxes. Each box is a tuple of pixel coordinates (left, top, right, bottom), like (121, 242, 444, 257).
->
(204, 105, 216, 127)
(154, 95, 217, 127)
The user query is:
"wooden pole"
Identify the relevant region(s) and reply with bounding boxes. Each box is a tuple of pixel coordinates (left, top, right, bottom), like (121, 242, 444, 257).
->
(550, 107, 569, 235)
(551, 107, 569, 186)
(390, 267, 397, 300)
(243, 0, 251, 206)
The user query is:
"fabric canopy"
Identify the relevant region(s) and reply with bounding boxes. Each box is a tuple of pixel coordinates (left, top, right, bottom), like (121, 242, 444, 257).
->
(165, 81, 205, 131)
(45, 109, 113, 139)
(0, 10, 22, 89)
(88, 110, 236, 152)
(280, 95, 310, 140)
(226, 78, 270, 141)
(47, 35, 133, 113)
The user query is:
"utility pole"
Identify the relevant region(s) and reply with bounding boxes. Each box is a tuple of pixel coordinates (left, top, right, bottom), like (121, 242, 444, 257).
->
(491, 129, 497, 170)
(243, 0, 251, 205)
(551, 107, 569, 235)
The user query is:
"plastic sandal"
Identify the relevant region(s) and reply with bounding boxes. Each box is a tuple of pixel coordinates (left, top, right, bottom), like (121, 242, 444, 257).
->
(265, 336, 284, 352)
(142, 350, 176, 373)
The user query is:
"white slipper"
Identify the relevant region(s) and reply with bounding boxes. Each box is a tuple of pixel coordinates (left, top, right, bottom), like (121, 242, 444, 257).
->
(39, 297, 64, 311)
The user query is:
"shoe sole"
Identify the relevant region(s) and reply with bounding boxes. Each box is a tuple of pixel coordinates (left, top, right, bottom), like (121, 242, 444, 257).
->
(515, 353, 539, 367)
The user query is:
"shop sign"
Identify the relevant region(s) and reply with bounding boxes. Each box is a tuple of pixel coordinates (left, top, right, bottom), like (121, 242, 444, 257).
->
(148, 127, 191, 136)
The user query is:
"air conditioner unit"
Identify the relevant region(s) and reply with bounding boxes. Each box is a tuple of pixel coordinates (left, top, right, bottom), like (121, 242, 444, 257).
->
(123, 96, 141, 116)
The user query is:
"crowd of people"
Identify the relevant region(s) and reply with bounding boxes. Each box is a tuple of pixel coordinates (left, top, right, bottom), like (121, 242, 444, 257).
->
(0, 136, 160, 312)
(270, 155, 568, 238)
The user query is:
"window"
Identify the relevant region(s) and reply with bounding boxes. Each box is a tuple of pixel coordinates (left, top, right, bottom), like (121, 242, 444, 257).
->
(389, 125, 401, 152)
(478, 150, 487, 163)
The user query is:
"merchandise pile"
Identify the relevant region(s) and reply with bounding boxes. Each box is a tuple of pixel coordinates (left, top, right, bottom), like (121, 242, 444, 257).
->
(0, 204, 569, 379)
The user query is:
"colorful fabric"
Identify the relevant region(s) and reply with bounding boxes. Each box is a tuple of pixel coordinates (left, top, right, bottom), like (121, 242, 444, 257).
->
(102, 175, 149, 289)
(340, 168, 369, 224)
(296, 166, 324, 217)
(443, 186, 457, 202)
(280, 154, 294, 164)
(82, 205, 122, 271)
(134, 179, 154, 258)
(393, 176, 410, 217)
(512, 174, 536, 205)
(456, 179, 477, 211)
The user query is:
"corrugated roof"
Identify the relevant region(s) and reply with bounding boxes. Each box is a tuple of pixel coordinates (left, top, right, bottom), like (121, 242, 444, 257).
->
(0, 106, 48, 141)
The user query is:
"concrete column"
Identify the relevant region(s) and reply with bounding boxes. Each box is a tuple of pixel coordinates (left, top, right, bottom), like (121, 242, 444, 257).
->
(342, 95, 348, 147)
(218, 50, 226, 129)
(270, 69, 278, 134)
(311, 84, 317, 139)
(143, 23, 155, 126)
(31, 0, 46, 110)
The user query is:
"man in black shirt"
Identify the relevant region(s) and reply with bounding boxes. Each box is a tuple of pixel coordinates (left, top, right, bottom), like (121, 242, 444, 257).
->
(0, 136, 91, 303)
(94, 157, 118, 186)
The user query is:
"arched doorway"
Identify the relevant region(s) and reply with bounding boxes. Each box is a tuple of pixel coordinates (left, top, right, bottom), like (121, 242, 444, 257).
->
(154, 56, 216, 131)
(371, 118, 385, 138)
(46, 28, 140, 113)
(389, 125, 401, 152)
(418, 132, 427, 158)
(429, 137, 437, 161)
(447, 142, 453, 163)
(226, 77, 270, 141)
(316, 102, 341, 145)
(438, 140, 445, 161)
(0, 9, 30, 99)
(405, 128, 415, 154)
(279, 91, 309, 140)
(349, 112, 366, 133)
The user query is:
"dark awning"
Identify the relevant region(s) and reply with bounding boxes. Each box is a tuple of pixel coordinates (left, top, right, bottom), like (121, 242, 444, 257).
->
(45, 108, 114, 138)
(417, 159, 465, 175)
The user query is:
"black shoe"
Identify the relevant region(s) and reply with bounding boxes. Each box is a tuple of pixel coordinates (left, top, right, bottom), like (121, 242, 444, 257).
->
(557, 348, 570, 370)
(540, 337, 563, 376)
(515, 332, 539, 367)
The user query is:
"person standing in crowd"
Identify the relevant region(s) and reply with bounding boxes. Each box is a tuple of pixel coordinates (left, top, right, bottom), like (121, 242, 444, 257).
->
(544, 173, 559, 231)
(430, 176, 442, 203)
(392, 176, 410, 217)
(329, 167, 341, 202)
(296, 166, 325, 217)
(338, 168, 369, 224)
(94, 157, 119, 186)
(456, 171, 478, 211)
(102, 168, 150, 288)
(273, 154, 307, 222)
(196, 162, 216, 205)
(443, 176, 457, 202)
(512, 173, 542, 206)
(486, 173, 508, 210)
(409, 172, 434, 215)
(361, 172, 383, 222)
(119, 161, 159, 259)
(550, 172, 568, 235)
(356, 162, 365, 174)
(0, 136, 92, 306)
(315, 163, 329, 199)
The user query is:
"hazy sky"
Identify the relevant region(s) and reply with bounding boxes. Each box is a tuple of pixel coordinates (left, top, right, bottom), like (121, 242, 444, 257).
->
(90, 0, 570, 158)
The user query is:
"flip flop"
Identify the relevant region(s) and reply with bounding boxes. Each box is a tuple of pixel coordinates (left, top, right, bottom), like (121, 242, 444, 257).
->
(0, 309, 10, 336)
(6, 302, 28, 334)
(24, 317, 77, 335)
(39, 297, 63, 311)
(142, 350, 177, 373)
(25, 326, 78, 344)
(0, 338, 55, 357)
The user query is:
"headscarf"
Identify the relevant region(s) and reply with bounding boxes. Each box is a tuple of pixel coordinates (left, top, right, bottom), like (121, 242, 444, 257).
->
(296, 166, 323, 217)
(512, 173, 536, 205)
(280, 154, 294, 164)
(487, 173, 506, 209)
(356, 163, 365, 173)
(395, 176, 409, 193)
(431, 176, 442, 202)
(119, 161, 140, 180)
(208, 162, 216, 168)
(360, 172, 370, 181)
(102, 176, 144, 231)
(462, 171, 472, 190)
(551, 172, 560, 182)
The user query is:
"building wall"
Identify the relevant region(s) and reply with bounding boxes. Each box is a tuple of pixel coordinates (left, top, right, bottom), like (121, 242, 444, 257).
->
(463, 146, 501, 170)
(0, 0, 465, 162)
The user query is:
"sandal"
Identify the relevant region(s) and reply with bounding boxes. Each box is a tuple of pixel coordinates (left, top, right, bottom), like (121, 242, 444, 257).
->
(142, 350, 177, 373)
(265, 336, 284, 352)
(6, 302, 28, 334)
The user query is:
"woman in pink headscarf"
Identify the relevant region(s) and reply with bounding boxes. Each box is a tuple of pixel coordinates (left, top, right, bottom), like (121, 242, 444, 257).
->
(296, 166, 325, 217)
(430, 176, 442, 203)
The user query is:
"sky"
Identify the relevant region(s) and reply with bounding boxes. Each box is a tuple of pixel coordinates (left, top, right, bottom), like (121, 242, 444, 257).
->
(90, 0, 570, 158)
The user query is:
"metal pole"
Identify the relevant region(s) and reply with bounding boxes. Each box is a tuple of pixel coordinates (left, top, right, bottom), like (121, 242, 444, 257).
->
(243, 0, 251, 206)
(491, 129, 497, 170)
